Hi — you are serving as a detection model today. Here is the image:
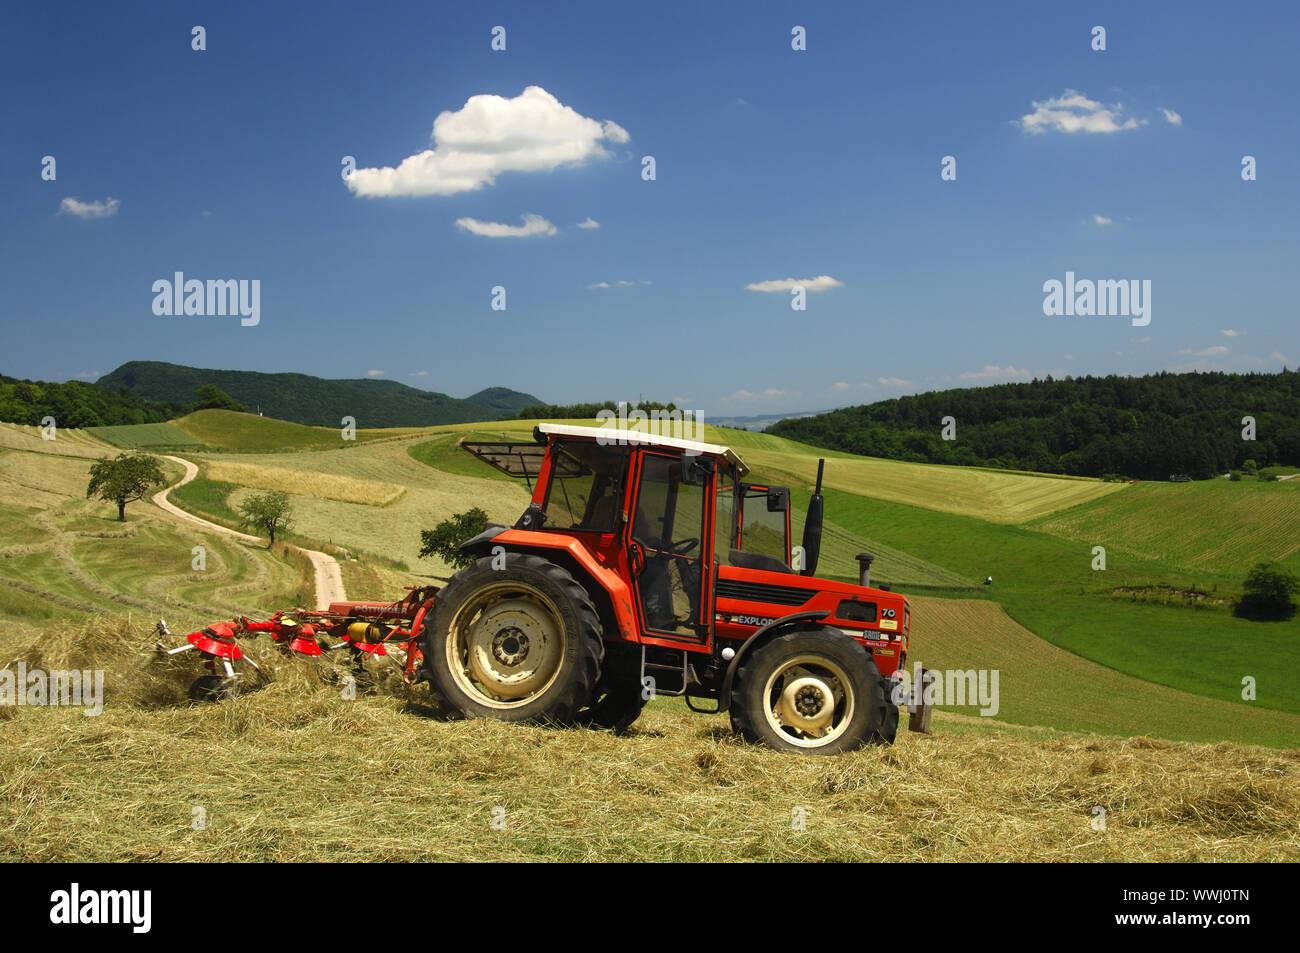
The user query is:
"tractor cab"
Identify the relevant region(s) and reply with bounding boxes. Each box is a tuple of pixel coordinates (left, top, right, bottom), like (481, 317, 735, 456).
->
(450, 423, 918, 752)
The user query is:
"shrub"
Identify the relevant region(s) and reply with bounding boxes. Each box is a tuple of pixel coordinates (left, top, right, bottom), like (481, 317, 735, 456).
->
(419, 508, 490, 571)
(1234, 563, 1299, 621)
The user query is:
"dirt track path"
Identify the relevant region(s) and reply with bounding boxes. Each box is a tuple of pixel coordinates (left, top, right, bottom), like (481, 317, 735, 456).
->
(154, 455, 346, 609)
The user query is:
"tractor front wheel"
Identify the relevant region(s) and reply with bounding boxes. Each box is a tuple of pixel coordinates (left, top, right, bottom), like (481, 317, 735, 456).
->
(423, 554, 603, 725)
(730, 628, 885, 754)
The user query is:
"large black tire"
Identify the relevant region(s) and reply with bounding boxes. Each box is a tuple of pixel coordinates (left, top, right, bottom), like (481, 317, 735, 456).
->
(729, 628, 885, 755)
(422, 554, 603, 725)
(872, 683, 900, 745)
(576, 646, 647, 735)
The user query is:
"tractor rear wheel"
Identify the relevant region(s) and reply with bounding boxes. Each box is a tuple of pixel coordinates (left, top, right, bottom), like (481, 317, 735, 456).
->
(576, 646, 647, 735)
(423, 554, 603, 725)
(730, 628, 885, 754)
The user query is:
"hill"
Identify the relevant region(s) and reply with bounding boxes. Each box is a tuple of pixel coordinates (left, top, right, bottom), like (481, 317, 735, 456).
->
(769, 369, 1300, 480)
(97, 361, 540, 428)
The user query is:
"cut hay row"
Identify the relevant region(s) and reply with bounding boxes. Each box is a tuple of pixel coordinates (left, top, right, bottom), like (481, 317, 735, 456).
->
(0, 422, 112, 459)
(200, 459, 406, 507)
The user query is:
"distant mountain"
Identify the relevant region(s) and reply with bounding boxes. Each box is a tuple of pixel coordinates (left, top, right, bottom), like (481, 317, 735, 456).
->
(97, 362, 540, 429)
(711, 410, 831, 432)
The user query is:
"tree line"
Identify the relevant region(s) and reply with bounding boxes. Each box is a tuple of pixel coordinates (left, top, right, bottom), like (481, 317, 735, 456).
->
(768, 370, 1300, 480)
(0, 374, 247, 429)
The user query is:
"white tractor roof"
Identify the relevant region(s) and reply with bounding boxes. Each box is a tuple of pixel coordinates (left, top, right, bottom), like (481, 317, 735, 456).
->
(537, 423, 749, 477)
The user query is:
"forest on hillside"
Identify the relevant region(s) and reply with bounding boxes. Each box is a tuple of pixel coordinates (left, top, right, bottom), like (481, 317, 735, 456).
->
(769, 371, 1300, 480)
(0, 374, 188, 428)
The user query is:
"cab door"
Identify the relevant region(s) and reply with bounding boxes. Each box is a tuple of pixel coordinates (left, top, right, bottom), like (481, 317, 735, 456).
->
(626, 451, 713, 642)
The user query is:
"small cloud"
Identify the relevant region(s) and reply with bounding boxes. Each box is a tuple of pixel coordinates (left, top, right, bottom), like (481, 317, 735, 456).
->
(745, 275, 843, 293)
(1220, 328, 1239, 337)
(587, 279, 649, 289)
(1160, 108, 1183, 126)
(576, 217, 600, 229)
(1129, 338, 1151, 344)
(1018, 89, 1145, 135)
(409, 370, 429, 377)
(640, 280, 652, 285)
(59, 196, 120, 219)
(1092, 214, 1112, 225)
(721, 387, 800, 405)
(1270, 351, 1288, 363)
(960, 365, 1034, 382)
(1178, 346, 1229, 357)
(877, 376, 910, 388)
(367, 369, 385, 377)
(455, 213, 557, 238)
(202, 210, 213, 218)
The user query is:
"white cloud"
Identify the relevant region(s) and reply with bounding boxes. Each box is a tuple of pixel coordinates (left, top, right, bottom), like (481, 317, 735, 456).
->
(721, 387, 800, 405)
(59, 196, 120, 219)
(345, 86, 629, 198)
(455, 213, 557, 238)
(1092, 214, 1112, 225)
(587, 278, 649, 289)
(576, 217, 600, 229)
(1161, 108, 1183, 126)
(409, 370, 429, 377)
(1018, 90, 1145, 135)
(1270, 351, 1288, 363)
(367, 369, 385, 377)
(960, 365, 1034, 382)
(1220, 328, 1239, 337)
(1178, 345, 1229, 357)
(877, 376, 910, 388)
(745, 275, 843, 293)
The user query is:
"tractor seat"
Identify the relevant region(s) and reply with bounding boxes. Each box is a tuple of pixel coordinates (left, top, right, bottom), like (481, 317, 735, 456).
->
(728, 548, 795, 574)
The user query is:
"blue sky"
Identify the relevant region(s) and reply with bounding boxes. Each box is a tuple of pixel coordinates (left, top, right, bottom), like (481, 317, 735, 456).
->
(2, 0, 1296, 416)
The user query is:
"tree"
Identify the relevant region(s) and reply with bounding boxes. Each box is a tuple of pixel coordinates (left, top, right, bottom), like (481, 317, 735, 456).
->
(1235, 563, 1299, 621)
(86, 453, 166, 521)
(238, 490, 293, 545)
(192, 384, 246, 413)
(419, 507, 490, 571)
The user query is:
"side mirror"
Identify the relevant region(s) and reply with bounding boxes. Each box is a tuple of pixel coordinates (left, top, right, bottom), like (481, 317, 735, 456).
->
(766, 487, 790, 512)
(681, 455, 713, 486)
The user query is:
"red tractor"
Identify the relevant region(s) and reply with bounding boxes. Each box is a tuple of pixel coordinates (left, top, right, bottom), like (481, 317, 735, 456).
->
(423, 424, 924, 753)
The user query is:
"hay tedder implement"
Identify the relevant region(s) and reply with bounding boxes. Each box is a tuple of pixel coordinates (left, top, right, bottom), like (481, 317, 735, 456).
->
(157, 424, 931, 754)
(156, 586, 437, 701)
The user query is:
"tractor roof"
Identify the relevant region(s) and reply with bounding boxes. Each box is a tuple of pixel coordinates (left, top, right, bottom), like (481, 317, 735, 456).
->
(538, 423, 749, 477)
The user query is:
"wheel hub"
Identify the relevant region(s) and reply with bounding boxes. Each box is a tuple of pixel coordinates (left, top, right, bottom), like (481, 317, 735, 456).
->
(492, 627, 530, 666)
(459, 596, 563, 702)
(777, 676, 835, 734)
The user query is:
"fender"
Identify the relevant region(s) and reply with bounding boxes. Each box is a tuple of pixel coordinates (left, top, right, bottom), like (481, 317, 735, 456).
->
(472, 527, 641, 641)
(716, 610, 830, 713)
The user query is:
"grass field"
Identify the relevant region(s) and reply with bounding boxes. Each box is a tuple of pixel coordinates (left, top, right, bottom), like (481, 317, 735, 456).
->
(171, 410, 428, 452)
(1030, 479, 1300, 572)
(3, 411, 1300, 861)
(1, 620, 1296, 861)
(87, 422, 201, 448)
